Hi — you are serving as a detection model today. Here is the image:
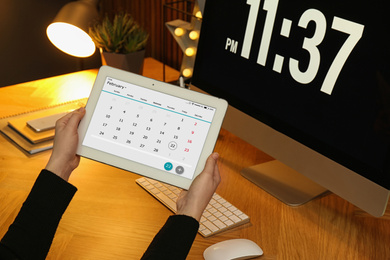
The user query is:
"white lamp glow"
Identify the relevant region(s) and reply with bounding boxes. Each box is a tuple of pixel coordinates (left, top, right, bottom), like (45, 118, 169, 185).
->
(47, 22, 96, 58)
(47, 0, 99, 58)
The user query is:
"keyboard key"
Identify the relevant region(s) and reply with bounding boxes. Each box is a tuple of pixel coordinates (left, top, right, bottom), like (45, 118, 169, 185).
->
(203, 220, 219, 232)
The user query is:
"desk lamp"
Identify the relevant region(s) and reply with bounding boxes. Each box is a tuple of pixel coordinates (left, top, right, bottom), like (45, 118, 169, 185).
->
(31, 0, 100, 134)
(47, 0, 99, 58)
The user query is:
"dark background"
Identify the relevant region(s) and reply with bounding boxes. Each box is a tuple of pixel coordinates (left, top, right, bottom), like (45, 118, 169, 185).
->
(192, 0, 390, 188)
(0, 0, 101, 87)
(0, 0, 194, 87)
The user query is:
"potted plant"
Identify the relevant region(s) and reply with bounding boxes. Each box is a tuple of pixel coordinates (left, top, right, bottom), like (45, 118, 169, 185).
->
(89, 13, 149, 74)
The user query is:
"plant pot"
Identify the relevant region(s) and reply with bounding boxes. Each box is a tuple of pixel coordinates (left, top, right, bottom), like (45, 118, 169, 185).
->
(100, 49, 145, 75)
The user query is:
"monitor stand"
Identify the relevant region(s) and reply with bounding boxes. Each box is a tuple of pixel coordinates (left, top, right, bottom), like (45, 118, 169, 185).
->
(241, 160, 328, 206)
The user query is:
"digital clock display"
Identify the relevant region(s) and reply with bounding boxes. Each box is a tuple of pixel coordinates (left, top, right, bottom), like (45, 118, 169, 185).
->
(237, 0, 364, 95)
(193, 0, 390, 186)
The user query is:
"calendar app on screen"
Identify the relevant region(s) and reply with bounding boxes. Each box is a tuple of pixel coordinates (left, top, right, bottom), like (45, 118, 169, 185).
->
(82, 77, 216, 180)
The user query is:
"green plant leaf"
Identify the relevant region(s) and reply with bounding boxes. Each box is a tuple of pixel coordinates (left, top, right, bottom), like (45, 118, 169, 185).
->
(89, 12, 149, 54)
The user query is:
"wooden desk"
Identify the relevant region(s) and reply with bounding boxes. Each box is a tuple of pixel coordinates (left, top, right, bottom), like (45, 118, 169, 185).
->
(1, 58, 389, 259)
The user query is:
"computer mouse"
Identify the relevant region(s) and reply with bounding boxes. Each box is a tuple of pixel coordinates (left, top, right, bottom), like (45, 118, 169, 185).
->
(203, 238, 263, 260)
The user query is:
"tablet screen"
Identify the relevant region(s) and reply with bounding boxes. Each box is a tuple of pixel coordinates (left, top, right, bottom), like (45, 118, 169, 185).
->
(81, 76, 216, 180)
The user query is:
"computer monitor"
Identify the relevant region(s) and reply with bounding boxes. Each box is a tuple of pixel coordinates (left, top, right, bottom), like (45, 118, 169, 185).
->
(191, 0, 390, 217)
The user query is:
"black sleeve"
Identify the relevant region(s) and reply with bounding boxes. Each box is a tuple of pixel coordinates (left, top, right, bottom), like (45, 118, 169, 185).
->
(0, 169, 77, 260)
(141, 214, 199, 260)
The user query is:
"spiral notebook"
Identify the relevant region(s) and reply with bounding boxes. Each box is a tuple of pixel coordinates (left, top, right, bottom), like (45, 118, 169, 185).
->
(0, 99, 87, 154)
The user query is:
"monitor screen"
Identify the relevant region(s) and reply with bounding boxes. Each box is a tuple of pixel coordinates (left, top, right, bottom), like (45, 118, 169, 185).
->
(192, 0, 390, 212)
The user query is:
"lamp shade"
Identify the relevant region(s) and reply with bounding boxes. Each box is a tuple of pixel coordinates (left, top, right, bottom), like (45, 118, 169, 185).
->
(47, 0, 99, 58)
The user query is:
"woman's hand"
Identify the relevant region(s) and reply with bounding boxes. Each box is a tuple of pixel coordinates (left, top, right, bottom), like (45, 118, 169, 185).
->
(45, 107, 86, 181)
(176, 153, 221, 221)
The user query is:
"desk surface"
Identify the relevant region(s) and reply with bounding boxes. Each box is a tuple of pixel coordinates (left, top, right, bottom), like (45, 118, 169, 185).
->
(0, 58, 389, 259)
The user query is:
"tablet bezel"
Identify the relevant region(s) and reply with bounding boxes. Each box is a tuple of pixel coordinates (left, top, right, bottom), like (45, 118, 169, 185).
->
(77, 66, 227, 189)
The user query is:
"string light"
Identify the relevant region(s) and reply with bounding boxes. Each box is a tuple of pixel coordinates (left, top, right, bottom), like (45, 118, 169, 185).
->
(174, 27, 185, 37)
(189, 31, 199, 40)
(182, 68, 192, 78)
(165, 1, 202, 79)
(185, 47, 195, 57)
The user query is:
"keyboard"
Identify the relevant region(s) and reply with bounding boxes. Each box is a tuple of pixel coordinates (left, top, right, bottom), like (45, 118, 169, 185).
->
(136, 177, 250, 237)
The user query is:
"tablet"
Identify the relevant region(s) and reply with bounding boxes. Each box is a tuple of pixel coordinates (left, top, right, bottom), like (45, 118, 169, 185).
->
(77, 66, 228, 189)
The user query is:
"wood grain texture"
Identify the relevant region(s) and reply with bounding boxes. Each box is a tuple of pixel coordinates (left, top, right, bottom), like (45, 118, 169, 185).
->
(0, 59, 389, 259)
(0, 58, 179, 119)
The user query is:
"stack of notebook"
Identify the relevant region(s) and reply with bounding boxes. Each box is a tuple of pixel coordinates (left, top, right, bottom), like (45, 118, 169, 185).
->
(0, 99, 86, 154)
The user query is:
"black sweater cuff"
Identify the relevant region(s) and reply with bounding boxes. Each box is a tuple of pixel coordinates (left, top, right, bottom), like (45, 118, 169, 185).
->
(141, 215, 199, 260)
(0, 169, 77, 260)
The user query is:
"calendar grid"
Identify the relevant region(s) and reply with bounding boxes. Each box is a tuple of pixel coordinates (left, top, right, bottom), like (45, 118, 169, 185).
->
(82, 77, 217, 180)
(91, 134, 192, 168)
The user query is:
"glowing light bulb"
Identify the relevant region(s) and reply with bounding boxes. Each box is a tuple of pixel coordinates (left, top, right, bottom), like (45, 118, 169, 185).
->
(189, 31, 199, 40)
(195, 11, 202, 19)
(47, 22, 96, 58)
(182, 68, 192, 78)
(174, 27, 185, 37)
(185, 48, 195, 57)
